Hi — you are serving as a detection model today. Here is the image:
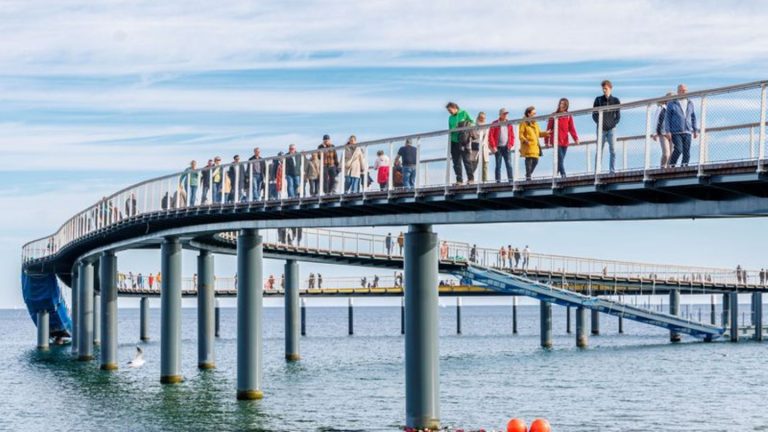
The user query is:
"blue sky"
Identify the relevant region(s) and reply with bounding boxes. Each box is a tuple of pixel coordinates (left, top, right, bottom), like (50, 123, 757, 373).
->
(3, 0, 768, 308)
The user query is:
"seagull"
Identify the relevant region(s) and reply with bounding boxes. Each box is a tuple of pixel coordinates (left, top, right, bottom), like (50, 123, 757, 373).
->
(127, 346, 145, 368)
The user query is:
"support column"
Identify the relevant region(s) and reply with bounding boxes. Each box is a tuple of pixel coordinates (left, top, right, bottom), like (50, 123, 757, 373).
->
(37, 310, 49, 351)
(160, 237, 183, 384)
(93, 293, 101, 346)
(100, 251, 118, 370)
(540, 301, 552, 349)
(566, 306, 571, 334)
(754, 292, 763, 342)
(512, 296, 518, 335)
(591, 309, 600, 336)
(348, 298, 354, 336)
(77, 260, 94, 361)
(140, 297, 150, 342)
(670, 290, 681, 343)
(71, 267, 79, 355)
(301, 298, 307, 336)
(618, 315, 624, 334)
(456, 297, 462, 335)
(404, 224, 440, 430)
(730, 292, 739, 342)
(198, 250, 215, 369)
(576, 306, 588, 348)
(400, 297, 405, 335)
(215, 299, 221, 338)
(284, 259, 300, 361)
(237, 229, 264, 400)
(710, 295, 716, 326)
(722, 293, 730, 328)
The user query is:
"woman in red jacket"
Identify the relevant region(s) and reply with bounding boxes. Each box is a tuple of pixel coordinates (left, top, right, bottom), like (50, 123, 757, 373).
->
(546, 98, 579, 178)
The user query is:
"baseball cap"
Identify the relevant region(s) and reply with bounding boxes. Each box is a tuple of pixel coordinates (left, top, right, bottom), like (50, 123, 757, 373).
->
(499, 108, 509, 115)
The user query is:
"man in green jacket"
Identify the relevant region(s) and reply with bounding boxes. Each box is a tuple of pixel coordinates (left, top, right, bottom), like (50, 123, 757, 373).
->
(180, 160, 200, 206)
(446, 102, 474, 184)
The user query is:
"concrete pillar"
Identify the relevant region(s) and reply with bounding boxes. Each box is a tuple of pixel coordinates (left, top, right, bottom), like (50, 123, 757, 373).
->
(400, 297, 405, 335)
(93, 294, 101, 346)
(566, 306, 571, 334)
(37, 310, 49, 351)
(576, 306, 588, 348)
(669, 290, 681, 343)
(754, 292, 763, 342)
(591, 309, 600, 336)
(99, 251, 118, 371)
(722, 293, 730, 328)
(540, 301, 552, 349)
(301, 298, 307, 336)
(77, 260, 94, 361)
(618, 315, 624, 334)
(456, 297, 462, 335)
(284, 259, 300, 361)
(215, 299, 221, 338)
(710, 295, 716, 325)
(197, 250, 215, 369)
(730, 292, 739, 342)
(512, 296, 518, 334)
(404, 224, 440, 430)
(348, 298, 354, 336)
(160, 237, 183, 384)
(237, 229, 264, 400)
(140, 297, 150, 342)
(70, 267, 79, 355)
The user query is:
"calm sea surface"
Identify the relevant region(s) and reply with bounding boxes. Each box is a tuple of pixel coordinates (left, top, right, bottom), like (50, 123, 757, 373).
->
(1, 305, 766, 431)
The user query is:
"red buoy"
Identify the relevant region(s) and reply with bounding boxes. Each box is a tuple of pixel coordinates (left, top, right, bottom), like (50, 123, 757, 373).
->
(507, 418, 527, 432)
(529, 418, 551, 432)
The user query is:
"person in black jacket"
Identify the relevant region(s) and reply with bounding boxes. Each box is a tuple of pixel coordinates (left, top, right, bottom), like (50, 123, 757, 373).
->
(227, 155, 246, 203)
(248, 148, 267, 200)
(285, 144, 302, 198)
(652, 93, 674, 168)
(592, 80, 621, 173)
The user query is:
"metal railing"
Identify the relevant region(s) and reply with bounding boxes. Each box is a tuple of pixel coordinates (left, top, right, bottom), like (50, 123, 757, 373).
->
(22, 80, 768, 267)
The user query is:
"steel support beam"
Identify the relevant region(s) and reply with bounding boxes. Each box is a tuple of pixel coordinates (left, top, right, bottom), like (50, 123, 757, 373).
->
(198, 250, 215, 369)
(160, 237, 183, 384)
(36, 310, 49, 351)
(237, 229, 264, 400)
(576, 306, 588, 348)
(77, 260, 94, 361)
(540, 301, 552, 349)
(730, 292, 739, 342)
(140, 297, 150, 342)
(285, 259, 300, 361)
(99, 251, 118, 370)
(670, 290, 681, 343)
(591, 308, 600, 336)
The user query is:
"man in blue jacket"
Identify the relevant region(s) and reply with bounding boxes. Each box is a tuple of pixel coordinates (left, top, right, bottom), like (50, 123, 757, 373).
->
(663, 84, 699, 167)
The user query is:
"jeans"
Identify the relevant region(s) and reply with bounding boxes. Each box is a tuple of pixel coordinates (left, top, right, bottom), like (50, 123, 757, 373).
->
(307, 179, 319, 196)
(346, 176, 361, 193)
(402, 165, 416, 190)
(494, 147, 513, 182)
(669, 133, 692, 166)
(524, 157, 539, 180)
(212, 182, 222, 203)
(251, 174, 264, 200)
(287, 175, 300, 197)
(450, 141, 473, 182)
(201, 185, 209, 204)
(596, 128, 617, 172)
(269, 182, 279, 200)
(187, 185, 198, 206)
(557, 146, 568, 177)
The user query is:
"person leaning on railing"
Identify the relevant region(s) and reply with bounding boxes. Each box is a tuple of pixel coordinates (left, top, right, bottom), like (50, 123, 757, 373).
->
(446, 102, 475, 185)
(546, 98, 579, 178)
(519, 106, 551, 180)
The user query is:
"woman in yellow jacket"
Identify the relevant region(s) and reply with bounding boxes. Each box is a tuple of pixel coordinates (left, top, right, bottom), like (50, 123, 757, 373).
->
(519, 106, 550, 180)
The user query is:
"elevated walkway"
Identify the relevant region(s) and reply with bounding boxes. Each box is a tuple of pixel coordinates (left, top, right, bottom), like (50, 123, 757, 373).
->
(456, 264, 725, 340)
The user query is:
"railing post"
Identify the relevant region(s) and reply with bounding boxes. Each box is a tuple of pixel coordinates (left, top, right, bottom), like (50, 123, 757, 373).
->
(444, 136, 451, 194)
(622, 140, 627, 171)
(595, 110, 604, 183)
(319, 153, 325, 198)
(697, 95, 708, 176)
(248, 161, 254, 203)
(414, 138, 421, 196)
(759, 83, 767, 172)
(388, 141, 395, 197)
(362, 144, 368, 199)
(643, 104, 652, 181)
(512, 123, 521, 190)
(299, 156, 305, 200)
(586, 144, 591, 173)
(340, 144, 347, 197)
(552, 114, 559, 188)
(750, 127, 755, 160)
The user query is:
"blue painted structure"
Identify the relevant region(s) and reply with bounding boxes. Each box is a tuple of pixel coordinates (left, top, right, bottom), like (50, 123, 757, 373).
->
(21, 272, 71, 338)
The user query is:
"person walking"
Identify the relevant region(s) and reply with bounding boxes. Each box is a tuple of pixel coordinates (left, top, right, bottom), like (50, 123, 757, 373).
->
(652, 94, 674, 168)
(125, 192, 137, 217)
(304, 152, 321, 196)
(546, 98, 579, 178)
(227, 155, 246, 203)
(592, 80, 621, 173)
(474, 112, 491, 183)
(248, 147, 266, 200)
(446, 102, 474, 185)
(397, 232, 405, 255)
(470, 244, 477, 263)
(499, 246, 507, 268)
(318, 135, 339, 194)
(211, 156, 223, 203)
(395, 139, 418, 190)
(318, 274, 323, 289)
(663, 84, 699, 167)
(285, 144, 302, 198)
(148, 273, 155, 290)
(344, 135, 366, 193)
(519, 106, 550, 180)
(440, 241, 449, 260)
(268, 152, 283, 200)
(180, 160, 200, 206)
(488, 108, 515, 182)
(201, 159, 213, 204)
(522, 245, 531, 270)
(374, 150, 390, 190)
(507, 245, 513, 268)
(385, 233, 393, 257)
(137, 273, 144, 289)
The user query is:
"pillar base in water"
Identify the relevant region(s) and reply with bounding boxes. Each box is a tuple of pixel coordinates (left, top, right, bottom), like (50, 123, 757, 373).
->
(198, 362, 216, 370)
(37, 345, 49, 352)
(77, 355, 94, 361)
(670, 334, 682, 343)
(160, 375, 184, 384)
(576, 336, 588, 348)
(237, 390, 264, 400)
(285, 353, 301, 362)
(140, 337, 150, 342)
(100, 363, 118, 371)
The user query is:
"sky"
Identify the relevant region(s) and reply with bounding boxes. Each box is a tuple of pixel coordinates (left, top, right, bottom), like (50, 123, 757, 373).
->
(2, 0, 768, 309)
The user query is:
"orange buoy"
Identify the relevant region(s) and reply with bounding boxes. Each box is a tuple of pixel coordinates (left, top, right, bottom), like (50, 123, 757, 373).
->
(507, 418, 527, 432)
(529, 418, 551, 432)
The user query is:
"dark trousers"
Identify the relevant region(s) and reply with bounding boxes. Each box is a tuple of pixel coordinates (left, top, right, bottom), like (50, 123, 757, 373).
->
(307, 179, 319, 196)
(557, 146, 568, 177)
(450, 141, 473, 182)
(494, 147, 513, 182)
(324, 166, 338, 193)
(669, 133, 692, 166)
(524, 157, 539, 180)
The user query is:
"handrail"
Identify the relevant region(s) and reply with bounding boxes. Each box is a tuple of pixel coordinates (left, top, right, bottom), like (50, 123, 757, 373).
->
(21, 80, 768, 266)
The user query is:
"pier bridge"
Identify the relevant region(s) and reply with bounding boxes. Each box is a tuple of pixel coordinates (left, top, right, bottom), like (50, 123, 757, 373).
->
(21, 80, 767, 430)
